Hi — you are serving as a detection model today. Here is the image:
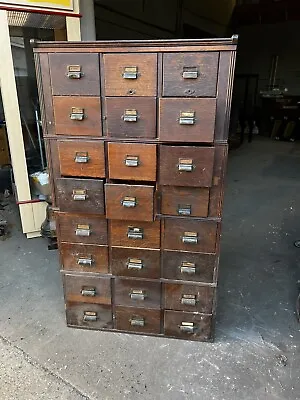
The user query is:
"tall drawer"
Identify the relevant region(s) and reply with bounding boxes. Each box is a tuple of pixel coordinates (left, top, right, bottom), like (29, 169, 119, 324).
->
(103, 53, 157, 97)
(64, 273, 112, 305)
(66, 302, 113, 330)
(159, 145, 215, 187)
(163, 218, 218, 253)
(56, 178, 104, 214)
(110, 220, 160, 249)
(162, 52, 219, 97)
(53, 96, 102, 137)
(163, 283, 215, 313)
(60, 243, 109, 274)
(115, 306, 161, 334)
(57, 213, 108, 245)
(111, 247, 160, 279)
(108, 142, 157, 181)
(58, 140, 105, 178)
(105, 97, 156, 139)
(105, 183, 154, 222)
(115, 278, 161, 309)
(159, 98, 216, 143)
(49, 53, 100, 96)
(164, 311, 212, 341)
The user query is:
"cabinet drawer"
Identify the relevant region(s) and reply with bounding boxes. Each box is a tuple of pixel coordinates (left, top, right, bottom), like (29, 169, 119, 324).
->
(56, 178, 104, 214)
(162, 52, 219, 97)
(111, 247, 160, 279)
(164, 311, 212, 341)
(159, 98, 216, 143)
(164, 283, 215, 313)
(163, 218, 217, 253)
(60, 243, 108, 274)
(66, 302, 113, 330)
(162, 250, 216, 283)
(64, 274, 111, 305)
(57, 213, 108, 245)
(159, 146, 214, 187)
(110, 220, 160, 249)
(115, 278, 161, 309)
(105, 184, 154, 222)
(105, 97, 156, 139)
(108, 142, 156, 181)
(58, 140, 105, 178)
(49, 53, 100, 96)
(103, 53, 157, 96)
(115, 306, 161, 334)
(160, 186, 209, 217)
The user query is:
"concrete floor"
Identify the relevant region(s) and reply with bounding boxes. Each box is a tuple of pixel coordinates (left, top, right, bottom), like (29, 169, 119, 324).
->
(0, 137, 300, 400)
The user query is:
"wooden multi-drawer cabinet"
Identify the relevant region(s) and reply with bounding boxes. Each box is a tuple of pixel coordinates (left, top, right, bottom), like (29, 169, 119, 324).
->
(33, 36, 237, 341)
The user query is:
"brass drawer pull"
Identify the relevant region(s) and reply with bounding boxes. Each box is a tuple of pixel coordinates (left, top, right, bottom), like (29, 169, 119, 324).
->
(77, 256, 93, 266)
(75, 224, 91, 237)
(180, 321, 195, 334)
(181, 294, 197, 306)
(123, 66, 138, 79)
(125, 155, 139, 167)
(182, 66, 198, 79)
(180, 261, 196, 275)
(182, 231, 198, 244)
(179, 111, 195, 125)
(72, 189, 88, 201)
(127, 227, 143, 240)
(127, 258, 144, 270)
(177, 204, 191, 216)
(70, 107, 85, 121)
(122, 196, 137, 208)
(130, 317, 145, 327)
(81, 287, 96, 297)
(74, 152, 89, 163)
(123, 109, 138, 122)
(130, 289, 146, 301)
(67, 65, 83, 79)
(178, 158, 194, 172)
(83, 311, 97, 321)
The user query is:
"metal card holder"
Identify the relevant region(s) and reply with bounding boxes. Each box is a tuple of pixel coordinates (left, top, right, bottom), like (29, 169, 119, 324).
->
(182, 231, 198, 244)
(124, 155, 139, 167)
(81, 287, 96, 297)
(121, 196, 137, 208)
(177, 204, 191, 216)
(67, 65, 83, 79)
(77, 256, 94, 266)
(180, 261, 196, 275)
(72, 189, 88, 201)
(130, 317, 145, 327)
(74, 151, 89, 163)
(70, 107, 85, 121)
(182, 66, 198, 79)
(123, 109, 138, 122)
(129, 289, 146, 301)
(178, 158, 194, 172)
(122, 66, 138, 79)
(127, 258, 144, 270)
(83, 311, 97, 321)
(127, 226, 143, 240)
(179, 111, 195, 125)
(75, 224, 91, 237)
(180, 321, 195, 334)
(181, 294, 197, 306)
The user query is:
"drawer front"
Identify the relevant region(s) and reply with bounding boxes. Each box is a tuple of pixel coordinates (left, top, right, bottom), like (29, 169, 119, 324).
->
(61, 243, 109, 274)
(115, 278, 161, 309)
(105, 184, 154, 222)
(53, 96, 102, 137)
(159, 146, 215, 187)
(64, 274, 111, 305)
(110, 220, 160, 249)
(56, 178, 105, 214)
(66, 302, 113, 330)
(57, 213, 108, 245)
(163, 218, 218, 253)
(105, 97, 156, 139)
(162, 250, 216, 283)
(159, 98, 216, 143)
(108, 142, 156, 181)
(115, 306, 161, 334)
(162, 52, 219, 97)
(58, 140, 105, 178)
(103, 53, 157, 96)
(111, 247, 160, 279)
(49, 53, 100, 96)
(164, 311, 212, 341)
(164, 283, 215, 313)
(160, 186, 209, 218)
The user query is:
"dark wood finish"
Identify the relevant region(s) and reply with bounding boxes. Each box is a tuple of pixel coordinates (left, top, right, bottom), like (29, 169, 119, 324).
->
(209, 145, 228, 217)
(115, 306, 161, 334)
(66, 302, 113, 330)
(64, 273, 111, 304)
(115, 278, 161, 309)
(164, 311, 212, 341)
(60, 243, 109, 273)
(162, 52, 219, 97)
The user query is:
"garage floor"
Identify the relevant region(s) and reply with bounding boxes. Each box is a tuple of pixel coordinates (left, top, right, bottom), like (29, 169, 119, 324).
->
(0, 137, 300, 400)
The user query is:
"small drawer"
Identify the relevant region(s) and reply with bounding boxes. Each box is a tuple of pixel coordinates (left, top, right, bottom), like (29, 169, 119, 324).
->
(56, 178, 104, 214)
(110, 220, 160, 249)
(66, 302, 113, 330)
(108, 142, 156, 181)
(105, 183, 154, 222)
(159, 145, 215, 187)
(162, 250, 216, 283)
(163, 218, 218, 253)
(103, 53, 157, 97)
(64, 273, 111, 305)
(53, 96, 102, 137)
(115, 306, 161, 334)
(105, 97, 156, 139)
(159, 98, 216, 143)
(49, 53, 100, 96)
(160, 186, 209, 217)
(162, 52, 219, 97)
(111, 247, 160, 279)
(60, 243, 108, 274)
(164, 311, 212, 341)
(58, 140, 105, 178)
(164, 283, 215, 313)
(57, 213, 108, 245)
(115, 278, 161, 309)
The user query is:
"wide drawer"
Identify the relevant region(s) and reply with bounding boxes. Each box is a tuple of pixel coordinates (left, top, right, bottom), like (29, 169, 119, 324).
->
(56, 178, 105, 214)
(111, 247, 160, 279)
(110, 220, 160, 249)
(66, 302, 113, 330)
(115, 306, 161, 334)
(115, 278, 161, 309)
(159, 145, 214, 187)
(164, 311, 213, 341)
